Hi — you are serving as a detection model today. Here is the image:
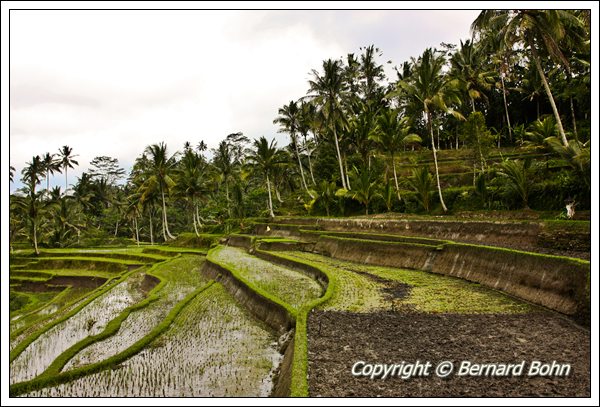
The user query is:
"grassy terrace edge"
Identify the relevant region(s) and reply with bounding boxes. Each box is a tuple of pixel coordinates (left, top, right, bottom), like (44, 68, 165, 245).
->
(255, 249, 334, 397)
(42, 258, 172, 376)
(206, 245, 334, 397)
(9, 280, 216, 397)
(310, 232, 590, 265)
(8, 267, 142, 362)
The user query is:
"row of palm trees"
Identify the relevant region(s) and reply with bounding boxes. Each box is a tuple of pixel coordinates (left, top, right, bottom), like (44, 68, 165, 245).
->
(10, 10, 590, 250)
(270, 10, 589, 214)
(10, 146, 79, 254)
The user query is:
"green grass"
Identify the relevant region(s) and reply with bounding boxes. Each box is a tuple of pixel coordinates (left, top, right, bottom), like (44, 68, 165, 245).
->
(250, 249, 334, 397)
(10, 291, 58, 315)
(10, 287, 95, 342)
(209, 246, 322, 312)
(22, 257, 134, 273)
(281, 251, 532, 314)
(271, 251, 385, 312)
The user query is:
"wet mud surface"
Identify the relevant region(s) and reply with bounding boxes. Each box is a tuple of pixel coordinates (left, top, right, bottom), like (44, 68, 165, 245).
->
(308, 311, 590, 397)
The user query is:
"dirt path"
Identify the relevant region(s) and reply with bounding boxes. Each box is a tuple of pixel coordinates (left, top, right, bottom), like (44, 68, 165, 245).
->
(308, 311, 590, 397)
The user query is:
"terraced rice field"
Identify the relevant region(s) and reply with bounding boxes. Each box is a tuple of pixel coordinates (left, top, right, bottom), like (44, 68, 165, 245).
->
(277, 251, 532, 313)
(8, 230, 589, 397)
(63, 256, 209, 370)
(29, 283, 282, 397)
(210, 246, 323, 311)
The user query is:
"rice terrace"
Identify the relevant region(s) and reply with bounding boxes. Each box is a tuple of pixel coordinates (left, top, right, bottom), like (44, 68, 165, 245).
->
(6, 7, 594, 402)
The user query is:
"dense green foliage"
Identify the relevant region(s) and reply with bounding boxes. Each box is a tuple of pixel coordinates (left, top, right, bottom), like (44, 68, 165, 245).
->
(10, 10, 590, 251)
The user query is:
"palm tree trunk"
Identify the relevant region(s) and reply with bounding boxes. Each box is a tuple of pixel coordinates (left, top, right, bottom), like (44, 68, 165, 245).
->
(134, 217, 140, 246)
(304, 134, 316, 185)
(149, 212, 154, 245)
(391, 152, 401, 201)
(192, 205, 199, 237)
(500, 72, 513, 142)
(266, 173, 275, 218)
(344, 157, 351, 190)
(275, 183, 284, 203)
(471, 97, 485, 172)
(294, 140, 313, 198)
(33, 221, 39, 255)
(195, 204, 203, 229)
(428, 111, 448, 212)
(527, 36, 568, 147)
(46, 170, 50, 196)
(225, 182, 231, 217)
(64, 166, 68, 195)
(114, 220, 119, 237)
(161, 190, 175, 240)
(569, 96, 578, 140)
(332, 126, 347, 189)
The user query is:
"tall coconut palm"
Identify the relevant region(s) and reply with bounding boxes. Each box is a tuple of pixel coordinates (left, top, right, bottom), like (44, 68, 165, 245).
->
(472, 10, 586, 147)
(450, 39, 495, 113)
(393, 48, 463, 212)
(175, 149, 207, 236)
(308, 59, 350, 189)
(41, 153, 61, 195)
(247, 137, 281, 218)
(10, 165, 16, 183)
(58, 145, 79, 195)
(213, 140, 235, 217)
(273, 100, 313, 197)
(371, 109, 421, 201)
(141, 143, 177, 241)
(358, 45, 386, 103)
(475, 15, 516, 141)
(298, 101, 321, 185)
(21, 155, 44, 254)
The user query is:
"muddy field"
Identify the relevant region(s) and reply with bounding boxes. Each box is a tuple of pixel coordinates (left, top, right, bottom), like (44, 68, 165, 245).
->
(308, 311, 590, 397)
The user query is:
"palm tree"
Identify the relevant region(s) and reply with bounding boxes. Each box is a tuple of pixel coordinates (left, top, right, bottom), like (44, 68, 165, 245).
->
(358, 45, 386, 103)
(525, 116, 557, 148)
(472, 10, 586, 147)
(345, 166, 381, 215)
(175, 149, 207, 236)
(10, 165, 16, 183)
(371, 109, 421, 201)
(475, 16, 516, 141)
(58, 145, 79, 195)
(308, 59, 350, 189)
(450, 39, 495, 113)
(125, 194, 142, 246)
(247, 136, 281, 218)
(273, 100, 313, 197)
(393, 48, 463, 212)
(141, 143, 177, 241)
(408, 166, 434, 213)
(298, 101, 322, 185)
(348, 102, 378, 170)
(213, 140, 237, 217)
(41, 152, 61, 196)
(497, 159, 533, 209)
(307, 180, 338, 216)
(21, 155, 44, 254)
(545, 137, 590, 191)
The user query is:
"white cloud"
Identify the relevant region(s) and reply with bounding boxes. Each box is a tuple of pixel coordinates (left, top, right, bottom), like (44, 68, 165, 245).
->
(10, 9, 479, 190)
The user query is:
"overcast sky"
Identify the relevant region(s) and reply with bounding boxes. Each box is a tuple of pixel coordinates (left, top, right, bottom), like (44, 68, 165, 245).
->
(9, 9, 480, 191)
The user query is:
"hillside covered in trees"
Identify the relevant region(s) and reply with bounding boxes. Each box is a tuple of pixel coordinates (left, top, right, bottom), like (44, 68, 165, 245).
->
(10, 10, 591, 252)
